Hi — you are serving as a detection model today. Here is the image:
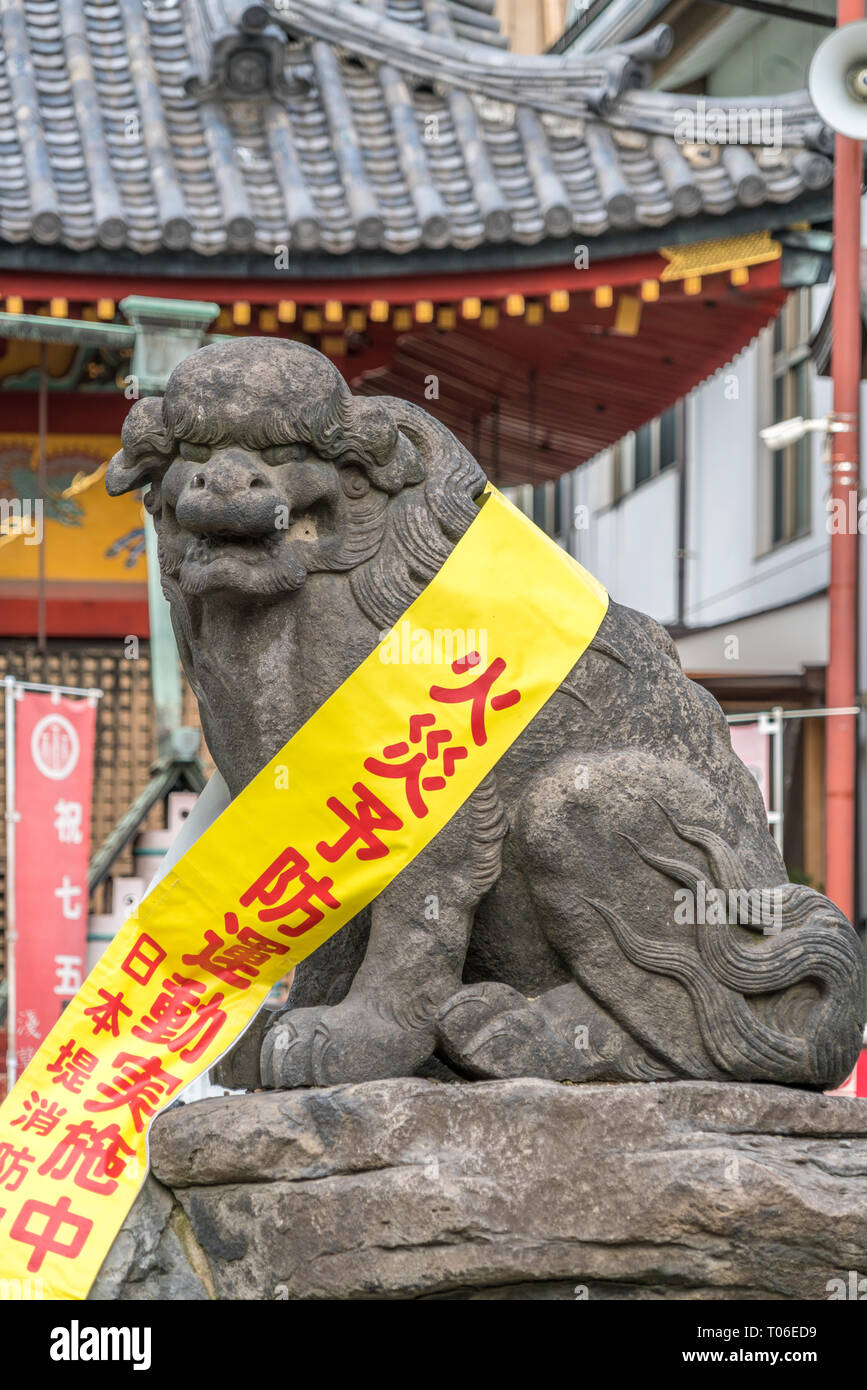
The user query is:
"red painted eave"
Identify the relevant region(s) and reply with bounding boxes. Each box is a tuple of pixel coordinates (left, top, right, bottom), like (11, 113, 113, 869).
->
(352, 263, 788, 483)
(0, 254, 669, 307)
(1, 258, 788, 489)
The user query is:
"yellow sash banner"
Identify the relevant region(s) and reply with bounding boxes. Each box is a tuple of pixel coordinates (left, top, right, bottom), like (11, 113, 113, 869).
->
(0, 487, 608, 1300)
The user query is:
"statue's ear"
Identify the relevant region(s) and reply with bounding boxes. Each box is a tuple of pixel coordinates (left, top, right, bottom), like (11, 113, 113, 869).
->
(105, 397, 174, 496)
(370, 396, 487, 534)
(342, 396, 426, 494)
(105, 448, 149, 497)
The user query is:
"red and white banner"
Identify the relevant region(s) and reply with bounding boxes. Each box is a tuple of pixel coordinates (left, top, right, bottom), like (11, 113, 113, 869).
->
(729, 722, 771, 813)
(828, 1044, 867, 1099)
(11, 691, 97, 1073)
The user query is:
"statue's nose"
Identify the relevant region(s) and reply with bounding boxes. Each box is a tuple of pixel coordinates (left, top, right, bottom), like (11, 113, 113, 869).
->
(176, 451, 278, 535)
(189, 452, 270, 498)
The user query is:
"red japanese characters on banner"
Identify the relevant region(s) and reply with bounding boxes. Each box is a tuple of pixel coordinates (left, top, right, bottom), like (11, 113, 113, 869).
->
(12, 692, 97, 1074)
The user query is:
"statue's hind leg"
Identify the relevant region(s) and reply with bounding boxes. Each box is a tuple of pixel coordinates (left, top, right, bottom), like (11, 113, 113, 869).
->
(436, 979, 678, 1081)
(438, 752, 730, 1082)
(520, 750, 864, 1088)
(439, 749, 864, 1088)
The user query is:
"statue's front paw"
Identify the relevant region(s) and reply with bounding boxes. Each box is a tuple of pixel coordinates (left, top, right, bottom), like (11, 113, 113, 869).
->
(260, 999, 434, 1088)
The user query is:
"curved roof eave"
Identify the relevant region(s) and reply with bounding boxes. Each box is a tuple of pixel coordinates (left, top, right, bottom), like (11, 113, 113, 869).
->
(0, 193, 834, 287)
(0, 0, 836, 262)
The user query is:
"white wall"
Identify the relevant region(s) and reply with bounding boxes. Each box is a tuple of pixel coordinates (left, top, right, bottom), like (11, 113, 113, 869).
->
(573, 462, 678, 623)
(568, 297, 834, 640)
(683, 329, 830, 629)
(709, 0, 835, 97)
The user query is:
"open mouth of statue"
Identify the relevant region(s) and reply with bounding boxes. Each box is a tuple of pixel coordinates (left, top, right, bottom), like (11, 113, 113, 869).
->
(186, 532, 283, 566)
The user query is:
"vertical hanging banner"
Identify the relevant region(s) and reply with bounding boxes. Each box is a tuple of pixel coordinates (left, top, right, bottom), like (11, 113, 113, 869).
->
(13, 692, 97, 1071)
(729, 722, 771, 814)
(828, 1044, 867, 1099)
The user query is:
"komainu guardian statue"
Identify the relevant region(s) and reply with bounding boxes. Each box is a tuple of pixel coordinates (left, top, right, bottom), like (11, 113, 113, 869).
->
(107, 338, 865, 1092)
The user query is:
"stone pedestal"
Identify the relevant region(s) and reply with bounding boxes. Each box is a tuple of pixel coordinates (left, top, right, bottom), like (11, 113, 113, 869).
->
(91, 1079, 867, 1301)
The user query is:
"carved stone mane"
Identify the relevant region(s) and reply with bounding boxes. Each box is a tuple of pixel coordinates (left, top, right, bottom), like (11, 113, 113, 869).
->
(106, 338, 865, 1094)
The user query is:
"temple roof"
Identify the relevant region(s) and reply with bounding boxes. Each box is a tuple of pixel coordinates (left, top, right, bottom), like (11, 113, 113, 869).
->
(0, 0, 834, 264)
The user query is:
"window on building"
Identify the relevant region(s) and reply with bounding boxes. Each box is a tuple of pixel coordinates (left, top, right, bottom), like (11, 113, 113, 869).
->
(611, 405, 680, 498)
(634, 424, 653, 486)
(504, 480, 565, 541)
(502, 482, 532, 520)
(768, 291, 812, 547)
(659, 406, 677, 471)
(529, 479, 565, 538)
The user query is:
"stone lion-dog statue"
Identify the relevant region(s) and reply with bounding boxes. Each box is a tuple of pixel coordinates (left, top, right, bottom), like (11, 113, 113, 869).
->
(106, 338, 864, 1091)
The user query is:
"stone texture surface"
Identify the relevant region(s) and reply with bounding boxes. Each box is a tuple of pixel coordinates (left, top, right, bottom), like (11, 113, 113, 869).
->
(95, 1079, 867, 1301)
(89, 1174, 212, 1302)
(106, 337, 864, 1094)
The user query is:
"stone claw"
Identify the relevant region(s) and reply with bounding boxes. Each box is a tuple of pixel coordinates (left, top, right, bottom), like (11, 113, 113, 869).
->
(260, 997, 436, 1088)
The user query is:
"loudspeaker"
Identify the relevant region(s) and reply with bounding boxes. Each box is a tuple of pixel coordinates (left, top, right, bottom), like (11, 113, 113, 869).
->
(809, 19, 867, 140)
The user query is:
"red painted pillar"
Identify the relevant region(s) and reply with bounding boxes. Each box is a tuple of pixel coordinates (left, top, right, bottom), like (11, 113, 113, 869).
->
(825, 1, 864, 921)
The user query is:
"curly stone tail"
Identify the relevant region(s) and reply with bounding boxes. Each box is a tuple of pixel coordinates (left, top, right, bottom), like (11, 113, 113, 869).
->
(589, 805, 865, 1088)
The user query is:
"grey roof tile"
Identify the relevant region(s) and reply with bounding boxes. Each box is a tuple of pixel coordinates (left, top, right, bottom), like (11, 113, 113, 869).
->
(0, 0, 835, 261)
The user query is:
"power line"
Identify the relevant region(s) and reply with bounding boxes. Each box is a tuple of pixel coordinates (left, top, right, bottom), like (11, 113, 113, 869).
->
(705, 1, 834, 29)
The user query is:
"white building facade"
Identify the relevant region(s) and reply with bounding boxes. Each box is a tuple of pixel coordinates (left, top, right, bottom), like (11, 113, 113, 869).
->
(518, 0, 866, 915)
(510, 255, 865, 913)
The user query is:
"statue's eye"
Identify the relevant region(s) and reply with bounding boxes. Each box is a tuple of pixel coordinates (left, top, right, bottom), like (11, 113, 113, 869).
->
(261, 443, 308, 466)
(341, 466, 369, 499)
(178, 442, 211, 463)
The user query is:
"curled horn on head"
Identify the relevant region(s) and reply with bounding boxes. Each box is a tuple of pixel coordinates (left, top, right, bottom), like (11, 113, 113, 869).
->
(373, 395, 487, 533)
(348, 395, 488, 631)
(105, 397, 174, 497)
(329, 394, 426, 495)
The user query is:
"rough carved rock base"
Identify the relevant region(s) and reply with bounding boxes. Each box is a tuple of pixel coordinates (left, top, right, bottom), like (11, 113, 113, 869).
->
(91, 1079, 867, 1301)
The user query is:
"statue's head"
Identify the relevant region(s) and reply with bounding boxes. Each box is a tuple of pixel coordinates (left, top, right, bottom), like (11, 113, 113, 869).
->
(106, 338, 485, 624)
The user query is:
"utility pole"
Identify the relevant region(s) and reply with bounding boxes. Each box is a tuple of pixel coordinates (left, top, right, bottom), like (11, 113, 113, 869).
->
(825, 1, 863, 922)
